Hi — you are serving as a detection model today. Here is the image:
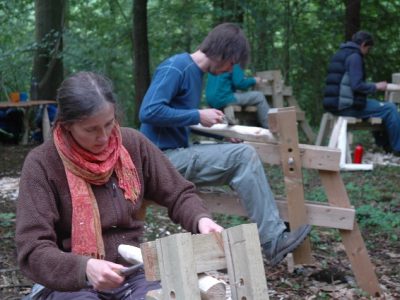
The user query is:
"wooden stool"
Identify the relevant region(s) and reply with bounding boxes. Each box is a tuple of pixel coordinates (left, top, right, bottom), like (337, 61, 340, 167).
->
(315, 112, 383, 170)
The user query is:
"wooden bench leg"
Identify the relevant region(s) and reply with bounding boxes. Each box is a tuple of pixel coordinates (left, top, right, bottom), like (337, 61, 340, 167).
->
(315, 113, 331, 146)
(42, 105, 51, 142)
(320, 170, 381, 297)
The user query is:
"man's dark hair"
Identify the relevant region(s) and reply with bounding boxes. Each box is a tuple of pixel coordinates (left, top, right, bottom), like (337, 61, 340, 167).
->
(199, 23, 250, 68)
(352, 31, 374, 47)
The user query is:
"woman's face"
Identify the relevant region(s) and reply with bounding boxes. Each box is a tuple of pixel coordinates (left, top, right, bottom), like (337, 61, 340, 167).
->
(65, 102, 115, 154)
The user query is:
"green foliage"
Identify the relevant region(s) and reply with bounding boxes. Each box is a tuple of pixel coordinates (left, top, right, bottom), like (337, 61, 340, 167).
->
(0, 212, 15, 227)
(0, 1, 35, 97)
(357, 204, 400, 241)
(2, 0, 400, 127)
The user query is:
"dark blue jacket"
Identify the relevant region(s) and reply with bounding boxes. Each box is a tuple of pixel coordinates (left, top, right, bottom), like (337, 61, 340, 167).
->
(323, 42, 376, 112)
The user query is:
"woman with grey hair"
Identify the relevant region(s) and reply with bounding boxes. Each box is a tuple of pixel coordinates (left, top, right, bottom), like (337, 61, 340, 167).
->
(16, 71, 222, 299)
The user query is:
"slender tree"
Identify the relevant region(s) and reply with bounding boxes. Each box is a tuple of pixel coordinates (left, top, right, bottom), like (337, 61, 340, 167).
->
(32, 0, 65, 100)
(132, 0, 150, 125)
(345, 0, 361, 40)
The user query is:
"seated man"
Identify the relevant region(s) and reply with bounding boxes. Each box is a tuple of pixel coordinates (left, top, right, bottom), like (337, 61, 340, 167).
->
(139, 22, 311, 266)
(323, 30, 400, 154)
(206, 64, 270, 128)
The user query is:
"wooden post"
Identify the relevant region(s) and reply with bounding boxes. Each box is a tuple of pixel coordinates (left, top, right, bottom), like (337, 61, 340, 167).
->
(319, 170, 381, 297)
(156, 233, 200, 299)
(222, 224, 269, 300)
(255, 69, 315, 143)
(271, 70, 284, 108)
(269, 107, 313, 264)
(388, 73, 400, 103)
(42, 105, 51, 141)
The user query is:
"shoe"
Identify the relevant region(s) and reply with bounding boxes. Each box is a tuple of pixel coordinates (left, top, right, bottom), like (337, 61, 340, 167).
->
(262, 224, 312, 266)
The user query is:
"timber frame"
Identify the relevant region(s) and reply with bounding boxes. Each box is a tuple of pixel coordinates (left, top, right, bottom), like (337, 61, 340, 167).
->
(141, 224, 269, 300)
(230, 69, 316, 144)
(141, 107, 381, 297)
(190, 107, 381, 297)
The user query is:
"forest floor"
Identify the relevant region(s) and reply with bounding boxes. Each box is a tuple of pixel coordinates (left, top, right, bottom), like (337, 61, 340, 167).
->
(0, 141, 399, 300)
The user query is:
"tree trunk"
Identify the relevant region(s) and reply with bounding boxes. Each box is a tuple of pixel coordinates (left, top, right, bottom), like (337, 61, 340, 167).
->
(345, 0, 361, 41)
(33, 0, 65, 100)
(132, 0, 150, 126)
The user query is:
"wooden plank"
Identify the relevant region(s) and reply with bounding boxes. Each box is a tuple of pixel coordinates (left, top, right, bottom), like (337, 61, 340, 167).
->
(198, 191, 355, 230)
(222, 224, 269, 300)
(319, 170, 381, 297)
(0, 100, 56, 108)
(190, 124, 278, 144)
(328, 116, 344, 148)
(141, 240, 160, 281)
(156, 233, 200, 299)
(271, 71, 284, 108)
(315, 113, 331, 146)
(232, 104, 304, 121)
(388, 73, 400, 103)
(141, 232, 228, 280)
(42, 105, 51, 142)
(138, 239, 227, 298)
(254, 84, 293, 97)
(192, 232, 227, 273)
(255, 70, 285, 107)
(270, 108, 312, 263)
(248, 142, 341, 171)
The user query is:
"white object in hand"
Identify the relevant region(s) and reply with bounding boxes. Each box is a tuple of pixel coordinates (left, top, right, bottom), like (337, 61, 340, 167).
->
(118, 244, 143, 264)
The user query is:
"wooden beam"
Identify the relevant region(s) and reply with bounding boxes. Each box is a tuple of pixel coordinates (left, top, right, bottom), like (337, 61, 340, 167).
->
(155, 233, 200, 299)
(190, 124, 278, 144)
(141, 232, 228, 281)
(222, 224, 269, 300)
(248, 142, 341, 171)
(319, 170, 381, 297)
(197, 191, 355, 230)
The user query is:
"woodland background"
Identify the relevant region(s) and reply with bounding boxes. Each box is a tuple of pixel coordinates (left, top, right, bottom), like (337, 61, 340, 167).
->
(1, 1, 400, 299)
(1, 0, 400, 128)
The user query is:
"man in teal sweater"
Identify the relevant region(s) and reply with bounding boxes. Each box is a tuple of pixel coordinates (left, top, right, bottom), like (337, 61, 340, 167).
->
(206, 64, 270, 128)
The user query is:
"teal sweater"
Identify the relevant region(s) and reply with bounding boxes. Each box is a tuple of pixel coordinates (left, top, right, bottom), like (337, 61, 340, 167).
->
(205, 64, 256, 109)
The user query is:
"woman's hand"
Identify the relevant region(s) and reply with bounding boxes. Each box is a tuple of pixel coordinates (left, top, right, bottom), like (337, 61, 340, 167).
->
(198, 217, 224, 234)
(86, 258, 125, 291)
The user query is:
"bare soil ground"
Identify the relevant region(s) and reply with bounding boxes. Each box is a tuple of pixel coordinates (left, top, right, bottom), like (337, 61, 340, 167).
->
(0, 143, 399, 299)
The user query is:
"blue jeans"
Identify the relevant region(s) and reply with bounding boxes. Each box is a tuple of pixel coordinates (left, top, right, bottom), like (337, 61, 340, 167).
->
(334, 99, 400, 151)
(38, 271, 160, 300)
(234, 91, 270, 128)
(164, 143, 286, 245)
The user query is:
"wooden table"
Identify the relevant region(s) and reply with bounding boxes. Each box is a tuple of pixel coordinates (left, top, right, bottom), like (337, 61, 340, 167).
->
(0, 100, 56, 145)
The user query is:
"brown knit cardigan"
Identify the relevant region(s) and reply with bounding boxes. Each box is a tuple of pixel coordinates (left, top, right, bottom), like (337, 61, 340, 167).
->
(15, 127, 211, 291)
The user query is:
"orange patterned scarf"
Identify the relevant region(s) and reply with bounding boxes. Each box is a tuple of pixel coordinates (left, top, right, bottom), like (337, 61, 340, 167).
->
(54, 123, 141, 259)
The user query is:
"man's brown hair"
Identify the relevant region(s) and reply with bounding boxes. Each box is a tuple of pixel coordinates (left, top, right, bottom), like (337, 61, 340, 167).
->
(199, 23, 250, 68)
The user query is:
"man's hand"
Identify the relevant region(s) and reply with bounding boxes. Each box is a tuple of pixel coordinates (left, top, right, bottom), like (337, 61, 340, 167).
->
(224, 137, 243, 143)
(376, 81, 387, 91)
(86, 258, 125, 291)
(199, 109, 225, 127)
(254, 76, 262, 84)
(198, 217, 224, 234)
